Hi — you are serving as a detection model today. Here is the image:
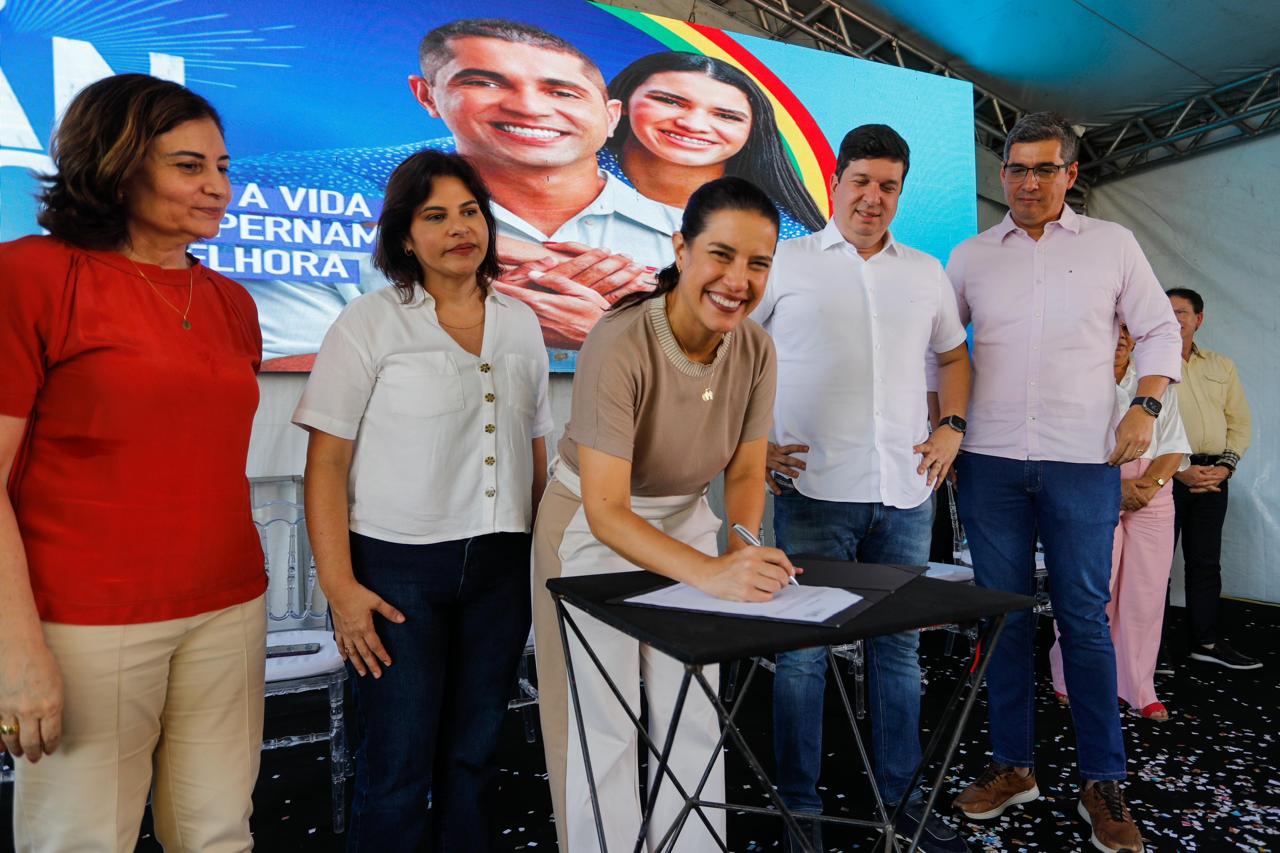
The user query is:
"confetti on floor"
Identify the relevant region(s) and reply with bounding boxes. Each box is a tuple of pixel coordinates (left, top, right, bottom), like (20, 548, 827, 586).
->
(12, 600, 1269, 852)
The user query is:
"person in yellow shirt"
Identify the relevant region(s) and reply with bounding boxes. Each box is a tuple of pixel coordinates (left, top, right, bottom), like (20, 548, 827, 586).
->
(1165, 287, 1258, 670)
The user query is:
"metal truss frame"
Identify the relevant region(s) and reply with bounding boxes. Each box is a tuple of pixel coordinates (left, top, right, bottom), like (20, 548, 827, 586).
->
(1077, 66, 1280, 184)
(696, 0, 1027, 155)
(688, 1, 1279, 190)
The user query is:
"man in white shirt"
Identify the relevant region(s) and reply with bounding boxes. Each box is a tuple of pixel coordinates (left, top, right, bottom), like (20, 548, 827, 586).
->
(754, 125, 972, 853)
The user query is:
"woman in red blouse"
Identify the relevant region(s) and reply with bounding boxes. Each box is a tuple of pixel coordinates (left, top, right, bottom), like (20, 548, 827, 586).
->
(0, 74, 266, 851)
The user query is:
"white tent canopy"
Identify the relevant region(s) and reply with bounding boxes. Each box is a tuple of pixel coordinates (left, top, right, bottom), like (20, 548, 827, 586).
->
(818, 0, 1280, 124)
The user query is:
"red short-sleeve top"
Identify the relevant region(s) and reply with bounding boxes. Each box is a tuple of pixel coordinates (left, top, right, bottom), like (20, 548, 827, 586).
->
(0, 235, 266, 625)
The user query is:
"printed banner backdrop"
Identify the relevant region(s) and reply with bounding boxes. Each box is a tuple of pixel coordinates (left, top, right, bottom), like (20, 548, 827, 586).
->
(0, 0, 976, 371)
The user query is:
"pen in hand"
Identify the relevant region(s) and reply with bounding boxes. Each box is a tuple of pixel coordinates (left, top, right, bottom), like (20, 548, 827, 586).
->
(731, 523, 800, 587)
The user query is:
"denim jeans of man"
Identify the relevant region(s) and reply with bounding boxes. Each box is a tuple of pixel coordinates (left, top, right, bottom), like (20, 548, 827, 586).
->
(772, 483, 933, 814)
(955, 453, 1126, 780)
(345, 531, 532, 853)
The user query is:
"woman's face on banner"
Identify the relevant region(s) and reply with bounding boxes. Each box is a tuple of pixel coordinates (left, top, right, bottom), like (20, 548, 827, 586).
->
(625, 71, 752, 168)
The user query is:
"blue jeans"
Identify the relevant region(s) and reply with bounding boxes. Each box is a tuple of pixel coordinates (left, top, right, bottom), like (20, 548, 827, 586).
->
(955, 453, 1126, 780)
(345, 531, 532, 852)
(771, 485, 933, 811)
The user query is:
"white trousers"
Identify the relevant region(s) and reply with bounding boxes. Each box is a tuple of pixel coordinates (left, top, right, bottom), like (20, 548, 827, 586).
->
(534, 462, 726, 852)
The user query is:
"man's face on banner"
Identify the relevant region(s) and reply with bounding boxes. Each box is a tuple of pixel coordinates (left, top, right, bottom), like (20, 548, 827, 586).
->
(415, 36, 621, 171)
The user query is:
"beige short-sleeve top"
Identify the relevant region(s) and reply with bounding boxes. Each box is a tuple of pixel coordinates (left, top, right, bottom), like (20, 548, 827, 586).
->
(559, 295, 777, 496)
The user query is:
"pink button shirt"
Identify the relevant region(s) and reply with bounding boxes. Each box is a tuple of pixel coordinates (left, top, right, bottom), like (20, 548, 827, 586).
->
(945, 206, 1182, 464)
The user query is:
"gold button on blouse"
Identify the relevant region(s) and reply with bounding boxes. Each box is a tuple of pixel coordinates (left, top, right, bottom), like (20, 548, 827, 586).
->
(479, 363, 491, 373)
(485, 392, 496, 403)
(484, 424, 496, 434)
(484, 456, 495, 466)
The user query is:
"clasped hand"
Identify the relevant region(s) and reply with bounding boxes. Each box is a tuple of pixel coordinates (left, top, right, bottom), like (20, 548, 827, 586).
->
(1175, 464, 1228, 493)
(1120, 478, 1158, 512)
(493, 239, 657, 348)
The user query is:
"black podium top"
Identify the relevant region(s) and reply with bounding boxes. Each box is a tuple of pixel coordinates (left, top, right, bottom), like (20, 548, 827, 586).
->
(546, 562, 1033, 665)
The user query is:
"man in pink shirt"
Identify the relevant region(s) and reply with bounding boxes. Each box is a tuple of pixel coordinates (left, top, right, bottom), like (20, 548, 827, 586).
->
(945, 112, 1181, 853)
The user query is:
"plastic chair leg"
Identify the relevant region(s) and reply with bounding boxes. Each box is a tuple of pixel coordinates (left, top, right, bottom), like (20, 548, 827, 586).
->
(328, 673, 348, 834)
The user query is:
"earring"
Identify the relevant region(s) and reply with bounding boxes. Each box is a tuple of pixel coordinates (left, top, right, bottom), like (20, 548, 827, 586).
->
(404, 247, 413, 256)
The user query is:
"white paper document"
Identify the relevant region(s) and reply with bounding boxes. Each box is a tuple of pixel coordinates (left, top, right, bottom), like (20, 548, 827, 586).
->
(624, 582, 862, 625)
(925, 562, 975, 583)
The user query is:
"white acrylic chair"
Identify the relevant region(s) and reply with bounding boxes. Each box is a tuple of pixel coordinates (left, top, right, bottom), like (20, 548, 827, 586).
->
(263, 630, 349, 833)
(252, 476, 350, 834)
(507, 628, 540, 743)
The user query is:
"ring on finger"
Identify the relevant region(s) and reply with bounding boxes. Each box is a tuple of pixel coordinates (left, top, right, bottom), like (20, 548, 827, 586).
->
(0, 722, 18, 737)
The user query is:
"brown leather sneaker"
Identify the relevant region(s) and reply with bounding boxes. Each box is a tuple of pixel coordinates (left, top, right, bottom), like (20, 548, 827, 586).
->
(1078, 781, 1145, 852)
(953, 762, 1040, 820)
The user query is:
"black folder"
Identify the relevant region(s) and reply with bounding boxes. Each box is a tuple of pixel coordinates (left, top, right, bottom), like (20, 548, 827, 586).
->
(613, 558, 923, 629)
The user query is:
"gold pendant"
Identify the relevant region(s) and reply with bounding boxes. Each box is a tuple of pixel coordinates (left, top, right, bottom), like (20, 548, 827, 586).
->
(182, 319, 192, 330)
(702, 387, 714, 402)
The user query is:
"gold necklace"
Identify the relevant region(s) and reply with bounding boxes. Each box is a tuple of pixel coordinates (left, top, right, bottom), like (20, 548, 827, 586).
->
(128, 257, 194, 330)
(673, 323, 720, 401)
(438, 314, 485, 330)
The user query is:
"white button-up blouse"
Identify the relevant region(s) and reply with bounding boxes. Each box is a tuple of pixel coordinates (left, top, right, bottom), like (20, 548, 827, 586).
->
(293, 285, 553, 544)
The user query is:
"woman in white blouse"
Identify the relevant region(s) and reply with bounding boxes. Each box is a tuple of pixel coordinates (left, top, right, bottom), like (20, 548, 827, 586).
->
(293, 151, 552, 852)
(1049, 325, 1190, 721)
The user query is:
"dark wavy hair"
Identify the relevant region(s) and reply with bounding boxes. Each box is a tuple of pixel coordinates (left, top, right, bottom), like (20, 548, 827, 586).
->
(373, 150, 501, 303)
(606, 52, 826, 233)
(36, 73, 223, 251)
(611, 176, 780, 313)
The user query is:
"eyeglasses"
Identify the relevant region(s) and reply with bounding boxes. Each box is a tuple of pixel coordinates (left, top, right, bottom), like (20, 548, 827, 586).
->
(1002, 162, 1069, 183)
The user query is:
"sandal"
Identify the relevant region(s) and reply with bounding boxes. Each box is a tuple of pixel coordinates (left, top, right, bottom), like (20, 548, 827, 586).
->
(1136, 702, 1169, 721)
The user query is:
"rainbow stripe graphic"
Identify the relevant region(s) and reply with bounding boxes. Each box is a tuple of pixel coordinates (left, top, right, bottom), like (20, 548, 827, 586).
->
(595, 3, 835, 215)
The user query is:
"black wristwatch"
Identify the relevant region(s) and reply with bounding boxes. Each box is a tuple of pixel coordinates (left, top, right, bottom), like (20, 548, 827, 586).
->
(939, 414, 967, 434)
(1130, 396, 1162, 417)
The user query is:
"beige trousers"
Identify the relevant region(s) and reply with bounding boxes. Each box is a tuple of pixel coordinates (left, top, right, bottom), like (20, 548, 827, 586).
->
(533, 463, 725, 852)
(13, 594, 267, 853)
